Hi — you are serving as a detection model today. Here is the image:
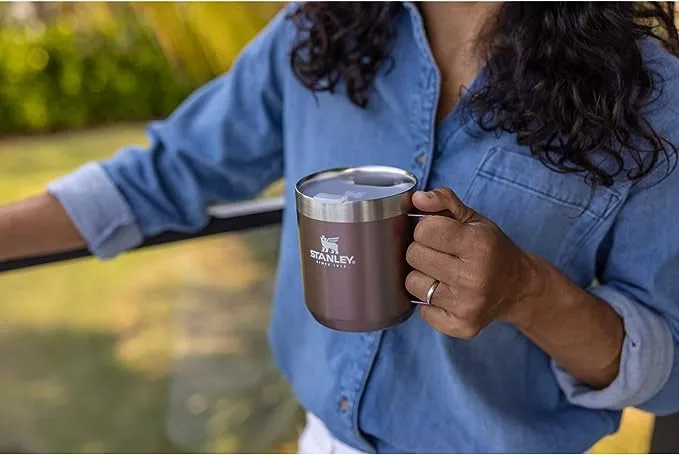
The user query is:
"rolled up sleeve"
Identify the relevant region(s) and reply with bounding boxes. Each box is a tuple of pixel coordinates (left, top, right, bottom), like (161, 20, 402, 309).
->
(552, 284, 674, 410)
(46, 5, 293, 259)
(551, 150, 679, 413)
(47, 163, 143, 258)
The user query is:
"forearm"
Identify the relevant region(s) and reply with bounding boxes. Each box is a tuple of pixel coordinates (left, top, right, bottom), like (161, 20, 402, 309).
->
(0, 193, 85, 262)
(506, 255, 624, 390)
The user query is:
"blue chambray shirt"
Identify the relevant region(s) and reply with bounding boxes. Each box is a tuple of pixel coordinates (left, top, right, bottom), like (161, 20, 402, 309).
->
(48, 3, 679, 453)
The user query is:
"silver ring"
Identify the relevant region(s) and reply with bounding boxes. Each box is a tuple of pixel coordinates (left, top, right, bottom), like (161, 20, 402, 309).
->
(425, 280, 440, 306)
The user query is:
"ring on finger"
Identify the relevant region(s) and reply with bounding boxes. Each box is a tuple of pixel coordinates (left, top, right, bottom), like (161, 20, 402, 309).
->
(425, 280, 440, 306)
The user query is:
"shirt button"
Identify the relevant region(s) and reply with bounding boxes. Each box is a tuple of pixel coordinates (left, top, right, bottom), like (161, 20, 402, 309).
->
(339, 396, 350, 412)
(416, 153, 427, 166)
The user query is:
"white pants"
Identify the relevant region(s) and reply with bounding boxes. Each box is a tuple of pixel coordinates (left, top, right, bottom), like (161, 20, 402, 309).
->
(297, 413, 591, 454)
(298, 413, 365, 454)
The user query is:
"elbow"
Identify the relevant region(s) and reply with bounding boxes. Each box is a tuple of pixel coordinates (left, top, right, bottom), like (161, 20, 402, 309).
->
(554, 284, 677, 411)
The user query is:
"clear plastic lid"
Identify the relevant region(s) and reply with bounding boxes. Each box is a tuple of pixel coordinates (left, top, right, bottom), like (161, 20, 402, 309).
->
(297, 167, 417, 203)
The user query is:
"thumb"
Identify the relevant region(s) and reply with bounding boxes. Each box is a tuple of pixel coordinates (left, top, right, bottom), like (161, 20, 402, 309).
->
(412, 188, 477, 223)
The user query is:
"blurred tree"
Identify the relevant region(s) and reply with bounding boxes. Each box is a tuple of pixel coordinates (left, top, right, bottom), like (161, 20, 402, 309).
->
(135, 2, 282, 84)
(0, 2, 284, 135)
(0, 2, 198, 136)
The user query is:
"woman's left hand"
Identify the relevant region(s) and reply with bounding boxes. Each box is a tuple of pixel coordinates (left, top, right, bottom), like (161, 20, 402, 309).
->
(406, 187, 541, 338)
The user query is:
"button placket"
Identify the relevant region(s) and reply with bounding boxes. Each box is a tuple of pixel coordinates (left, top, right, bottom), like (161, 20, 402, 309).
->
(403, 0, 441, 193)
(331, 6, 441, 451)
(334, 332, 382, 452)
(419, 69, 439, 190)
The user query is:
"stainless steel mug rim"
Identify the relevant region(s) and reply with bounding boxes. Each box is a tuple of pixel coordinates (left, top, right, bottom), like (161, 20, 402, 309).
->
(295, 166, 418, 223)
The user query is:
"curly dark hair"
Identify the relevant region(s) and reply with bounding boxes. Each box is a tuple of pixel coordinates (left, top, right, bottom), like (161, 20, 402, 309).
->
(287, 2, 679, 188)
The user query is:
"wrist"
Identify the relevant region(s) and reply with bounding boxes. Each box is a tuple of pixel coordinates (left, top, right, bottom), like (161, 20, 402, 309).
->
(502, 252, 554, 331)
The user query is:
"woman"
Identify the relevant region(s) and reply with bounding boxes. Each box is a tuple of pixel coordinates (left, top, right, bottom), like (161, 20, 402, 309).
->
(2, 2, 679, 453)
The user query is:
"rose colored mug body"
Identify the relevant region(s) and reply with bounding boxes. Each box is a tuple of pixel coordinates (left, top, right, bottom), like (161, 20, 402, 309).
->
(295, 166, 428, 332)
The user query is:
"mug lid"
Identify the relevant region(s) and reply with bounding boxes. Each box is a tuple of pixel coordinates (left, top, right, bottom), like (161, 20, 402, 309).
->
(295, 166, 417, 223)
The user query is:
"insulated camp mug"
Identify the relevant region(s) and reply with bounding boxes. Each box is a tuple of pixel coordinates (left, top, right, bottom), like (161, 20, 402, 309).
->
(295, 165, 437, 332)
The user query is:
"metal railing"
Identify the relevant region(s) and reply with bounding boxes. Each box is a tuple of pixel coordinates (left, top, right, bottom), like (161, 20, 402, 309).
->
(0, 197, 284, 274)
(0, 196, 676, 453)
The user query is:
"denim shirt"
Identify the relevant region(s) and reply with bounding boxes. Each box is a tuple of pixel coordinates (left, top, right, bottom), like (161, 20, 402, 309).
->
(48, 3, 679, 453)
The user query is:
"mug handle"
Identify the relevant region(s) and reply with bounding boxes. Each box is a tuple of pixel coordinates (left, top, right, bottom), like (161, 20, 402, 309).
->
(405, 210, 451, 305)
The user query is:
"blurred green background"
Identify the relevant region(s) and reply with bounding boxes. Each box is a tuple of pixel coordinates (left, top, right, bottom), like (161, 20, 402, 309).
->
(0, 2, 656, 453)
(0, 2, 280, 136)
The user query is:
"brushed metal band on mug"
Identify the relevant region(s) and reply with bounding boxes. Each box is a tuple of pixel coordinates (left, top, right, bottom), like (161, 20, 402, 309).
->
(295, 166, 418, 223)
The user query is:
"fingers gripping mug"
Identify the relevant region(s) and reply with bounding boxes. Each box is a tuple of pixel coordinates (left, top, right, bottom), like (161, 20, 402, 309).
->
(295, 166, 434, 332)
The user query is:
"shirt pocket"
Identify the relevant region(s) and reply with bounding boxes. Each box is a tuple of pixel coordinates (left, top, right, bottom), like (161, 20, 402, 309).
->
(463, 146, 622, 267)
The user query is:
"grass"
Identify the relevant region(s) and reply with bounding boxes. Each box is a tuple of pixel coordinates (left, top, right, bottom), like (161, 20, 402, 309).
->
(0, 124, 654, 453)
(0, 125, 300, 453)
